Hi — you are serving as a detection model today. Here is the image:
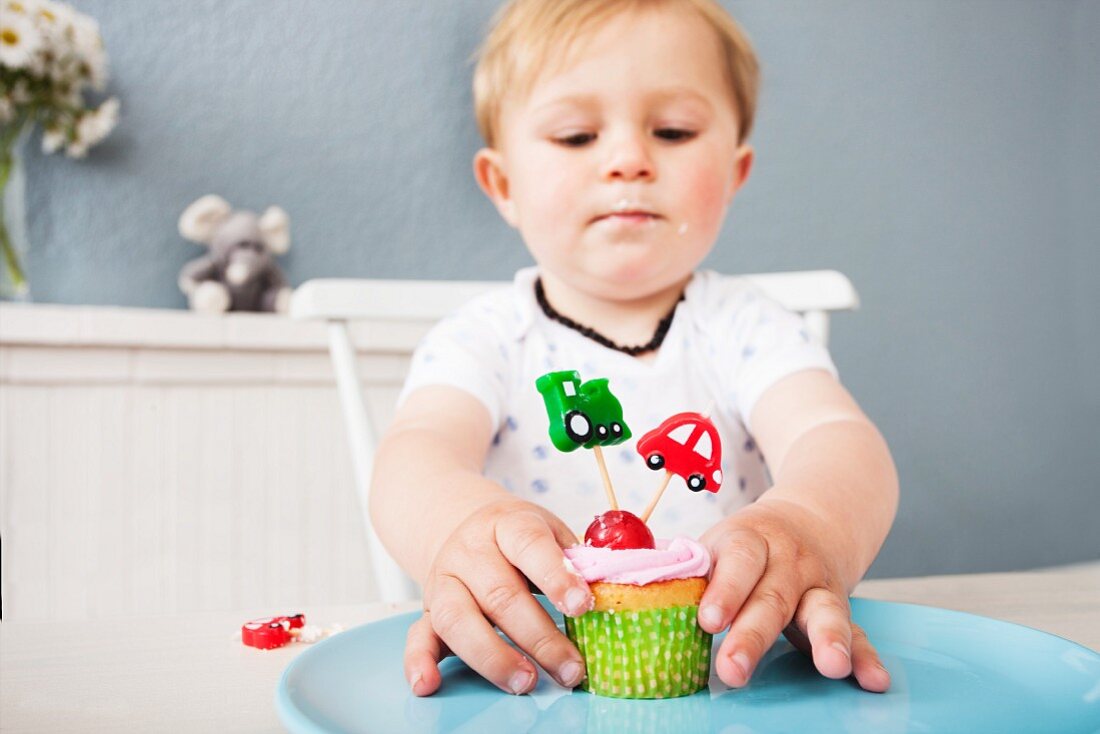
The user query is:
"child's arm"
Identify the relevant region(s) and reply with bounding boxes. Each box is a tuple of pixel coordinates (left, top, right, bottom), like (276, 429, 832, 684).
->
(371, 385, 592, 696)
(697, 369, 899, 692)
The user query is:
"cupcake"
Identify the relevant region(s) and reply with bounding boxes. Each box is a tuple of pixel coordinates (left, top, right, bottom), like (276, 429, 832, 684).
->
(534, 370, 721, 698)
(562, 536, 713, 699)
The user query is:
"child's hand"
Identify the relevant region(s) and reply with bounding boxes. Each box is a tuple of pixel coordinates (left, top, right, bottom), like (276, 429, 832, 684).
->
(403, 498, 592, 696)
(697, 497, 891, 692)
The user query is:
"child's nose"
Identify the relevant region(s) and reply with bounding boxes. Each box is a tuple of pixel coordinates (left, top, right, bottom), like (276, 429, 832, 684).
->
(600, 134, 655, 182)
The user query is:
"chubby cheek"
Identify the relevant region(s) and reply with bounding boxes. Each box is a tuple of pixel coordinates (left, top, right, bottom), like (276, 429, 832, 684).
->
(677, 163, 733, 238)
(512, 166, 582, 243)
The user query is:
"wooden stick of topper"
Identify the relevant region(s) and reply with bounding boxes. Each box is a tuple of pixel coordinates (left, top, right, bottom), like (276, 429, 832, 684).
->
(638, 470, 673, 524)
(592, 446, 618, 510)
(636, 410, 724, 523)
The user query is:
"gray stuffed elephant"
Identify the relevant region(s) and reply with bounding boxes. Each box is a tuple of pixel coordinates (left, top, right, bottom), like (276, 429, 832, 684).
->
(177, 194, 293, 313)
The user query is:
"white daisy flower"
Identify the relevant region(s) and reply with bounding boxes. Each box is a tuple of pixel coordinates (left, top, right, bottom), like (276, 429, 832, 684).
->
(65, 137, 87, 158)
(0, 10, 43, 69)
(36, 1, 74, 26)
(70, 13, 107, 89)
(65, 96, 118, 157)
(3, 1, 32, 16)
(95, 96, 120, 135)
(41, 125, 65, 153)
(33, 2, 71, 49)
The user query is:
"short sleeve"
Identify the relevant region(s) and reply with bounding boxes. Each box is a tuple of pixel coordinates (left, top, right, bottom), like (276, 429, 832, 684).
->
(396, 295, 513, 430)
(718, 284, 838, 432)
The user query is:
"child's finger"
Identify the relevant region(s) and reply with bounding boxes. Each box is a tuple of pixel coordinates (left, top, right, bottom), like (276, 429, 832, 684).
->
(497, 510, 592, 617)
(795, 587, 853, 681)
(404, 613, 451, 696)
(466, 563, 587, 689)
(850, 622, 891, 692)
(472, 512, 588, 687)
(784, 601, 891, 693)
(427, 572, 540, 695)
(697, 527, 768, 633)
(714, 571, 800, 687)
(541, 512, 582, 550)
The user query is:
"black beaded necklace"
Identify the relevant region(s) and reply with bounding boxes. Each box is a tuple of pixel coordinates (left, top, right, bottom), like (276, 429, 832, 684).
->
(534, 277, 684, 357)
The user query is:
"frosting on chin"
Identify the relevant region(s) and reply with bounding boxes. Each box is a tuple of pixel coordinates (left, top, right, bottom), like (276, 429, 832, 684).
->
(562, 537, 711, 585)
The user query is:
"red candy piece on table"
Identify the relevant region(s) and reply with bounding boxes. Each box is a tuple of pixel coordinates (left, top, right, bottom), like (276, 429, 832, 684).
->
(241, 613, 305, 649)
(636, 412, 723, 493)
(584, 510, 656, 550)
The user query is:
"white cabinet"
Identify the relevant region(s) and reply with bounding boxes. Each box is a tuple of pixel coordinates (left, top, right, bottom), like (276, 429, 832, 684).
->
(0, 304, 418, 622)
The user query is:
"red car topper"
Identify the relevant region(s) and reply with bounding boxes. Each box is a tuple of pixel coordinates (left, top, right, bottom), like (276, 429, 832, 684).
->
(241, 613, 305, 650)
(636, 412, 723, 493)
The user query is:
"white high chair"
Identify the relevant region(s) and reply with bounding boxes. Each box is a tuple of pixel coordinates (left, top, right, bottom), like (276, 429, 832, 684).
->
(290, 270, 859, 603)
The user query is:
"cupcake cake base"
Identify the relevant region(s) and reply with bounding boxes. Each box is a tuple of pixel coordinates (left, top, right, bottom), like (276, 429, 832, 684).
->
(565, 577, 712, 698)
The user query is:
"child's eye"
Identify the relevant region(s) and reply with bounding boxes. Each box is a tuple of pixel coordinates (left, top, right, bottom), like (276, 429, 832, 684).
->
(654, 128, 697, 142)
(554, 132, 597, 147)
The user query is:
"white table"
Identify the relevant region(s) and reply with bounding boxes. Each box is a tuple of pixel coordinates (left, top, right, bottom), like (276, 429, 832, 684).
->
(3, 562, 1098, 733)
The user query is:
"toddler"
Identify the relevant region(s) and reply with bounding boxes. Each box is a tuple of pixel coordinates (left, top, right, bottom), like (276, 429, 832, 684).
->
(372, 0, 898, 697)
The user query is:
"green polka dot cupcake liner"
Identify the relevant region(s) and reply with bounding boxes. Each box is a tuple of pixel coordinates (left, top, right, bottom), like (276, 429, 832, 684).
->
(564, 605, 712, 699)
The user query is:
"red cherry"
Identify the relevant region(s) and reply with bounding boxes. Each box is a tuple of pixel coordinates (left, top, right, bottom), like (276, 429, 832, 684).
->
(584, 510, 655, 550)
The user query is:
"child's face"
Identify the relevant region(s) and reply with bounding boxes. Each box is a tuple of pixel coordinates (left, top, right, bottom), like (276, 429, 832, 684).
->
(475, 4, 753, 303)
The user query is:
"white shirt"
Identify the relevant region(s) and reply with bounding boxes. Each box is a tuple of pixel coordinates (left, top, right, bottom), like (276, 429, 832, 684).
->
(398, 267, 837, 541)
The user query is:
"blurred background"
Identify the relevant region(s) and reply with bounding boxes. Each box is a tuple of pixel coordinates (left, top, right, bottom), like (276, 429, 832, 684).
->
(5, 0, 1099, 598)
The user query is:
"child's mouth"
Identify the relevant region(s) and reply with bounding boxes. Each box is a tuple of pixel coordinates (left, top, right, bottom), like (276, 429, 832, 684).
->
(592, 211, 661, 226)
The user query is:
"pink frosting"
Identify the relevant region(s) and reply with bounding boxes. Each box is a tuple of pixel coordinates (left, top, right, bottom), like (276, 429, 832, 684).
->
(563, 537, 712, 586)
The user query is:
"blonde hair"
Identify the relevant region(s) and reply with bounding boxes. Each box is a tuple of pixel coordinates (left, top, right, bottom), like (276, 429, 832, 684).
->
(473, 0, 760, 148)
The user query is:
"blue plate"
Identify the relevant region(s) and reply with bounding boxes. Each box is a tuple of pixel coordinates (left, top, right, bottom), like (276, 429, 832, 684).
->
(277, 597, 1100, 733)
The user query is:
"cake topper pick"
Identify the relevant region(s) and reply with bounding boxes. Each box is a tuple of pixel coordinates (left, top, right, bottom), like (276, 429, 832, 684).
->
(636, 411, 724, 523)
(536, 370, 631, 510)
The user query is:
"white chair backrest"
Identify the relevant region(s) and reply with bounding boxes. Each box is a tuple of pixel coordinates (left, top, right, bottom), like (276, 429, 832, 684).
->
(290, 270, 858, 602)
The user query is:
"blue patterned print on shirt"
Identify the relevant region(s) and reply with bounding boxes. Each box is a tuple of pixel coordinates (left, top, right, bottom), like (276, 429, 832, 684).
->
(532, 445, 548, 460)
(531, 479, 549, 494)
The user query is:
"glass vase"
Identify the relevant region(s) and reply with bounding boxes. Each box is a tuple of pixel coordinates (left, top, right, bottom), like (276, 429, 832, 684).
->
(1, 123, 31, 302)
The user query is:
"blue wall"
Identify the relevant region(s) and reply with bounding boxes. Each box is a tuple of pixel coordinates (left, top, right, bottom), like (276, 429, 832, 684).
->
(18, 1, 1100, 576)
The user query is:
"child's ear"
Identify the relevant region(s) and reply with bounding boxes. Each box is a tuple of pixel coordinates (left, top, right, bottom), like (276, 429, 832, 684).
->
(725, 144, 755, 204)
(473, 148, 519, 226)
